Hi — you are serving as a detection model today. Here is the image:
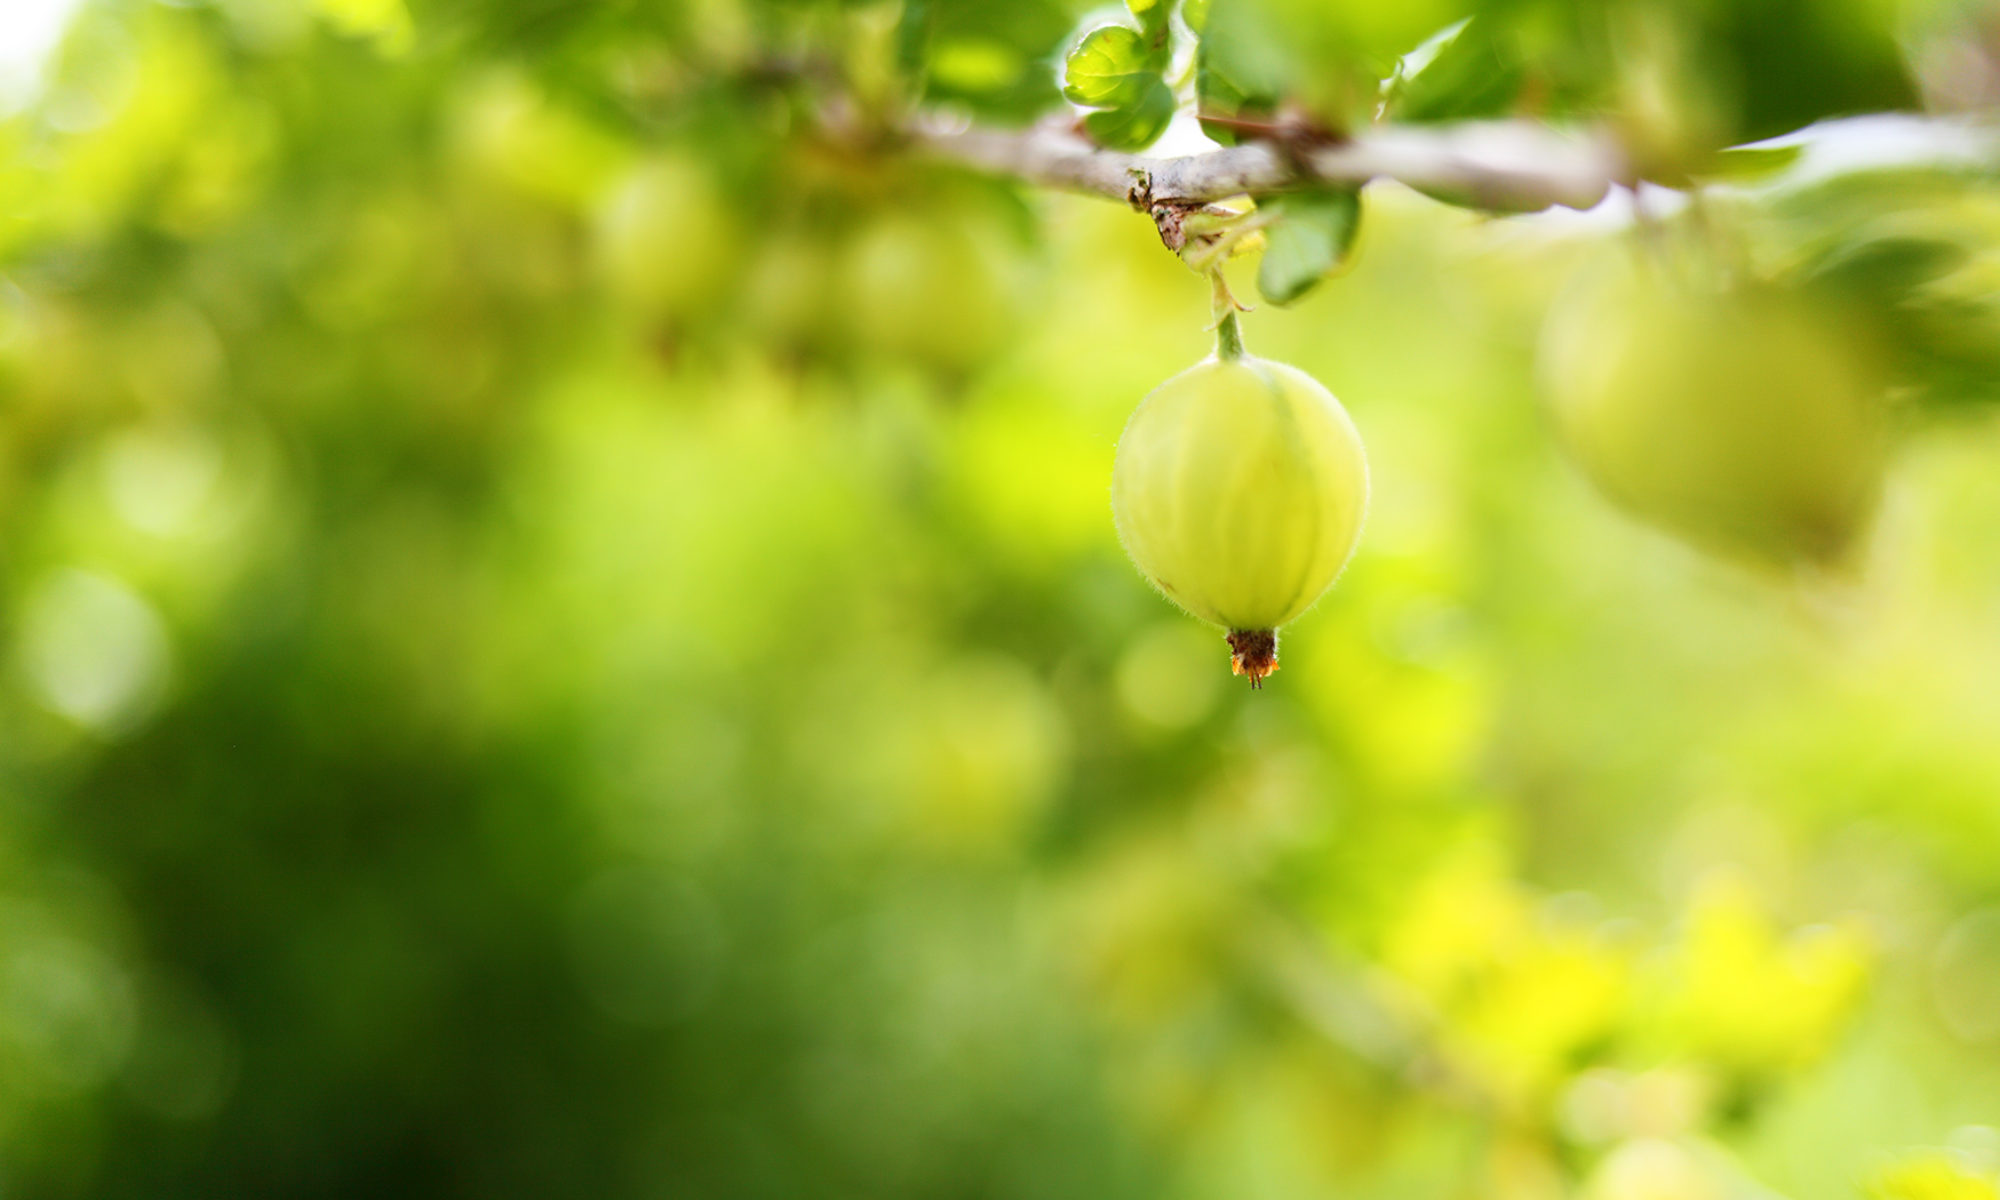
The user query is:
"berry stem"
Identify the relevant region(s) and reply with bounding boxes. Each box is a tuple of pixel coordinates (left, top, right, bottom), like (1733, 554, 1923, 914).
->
(1210, 270, 1246, 361)
(1215, 310, 1245, 360)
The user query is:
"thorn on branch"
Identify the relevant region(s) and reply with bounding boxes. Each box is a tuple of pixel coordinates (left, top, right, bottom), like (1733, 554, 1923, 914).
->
(1195, 108, 1347, 184)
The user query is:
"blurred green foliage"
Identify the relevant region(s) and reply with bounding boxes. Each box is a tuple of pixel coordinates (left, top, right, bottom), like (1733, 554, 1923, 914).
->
(3, 0, 2000, 1198)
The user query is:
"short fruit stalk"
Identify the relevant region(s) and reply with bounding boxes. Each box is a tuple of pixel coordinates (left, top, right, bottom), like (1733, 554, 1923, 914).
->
(1110, 272, 1369, 687)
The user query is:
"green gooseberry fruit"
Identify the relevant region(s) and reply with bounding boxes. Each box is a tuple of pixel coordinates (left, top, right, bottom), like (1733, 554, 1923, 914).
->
(838, 205, 1030, 374)
(593, 153, 740, 321)
(1539, 251, 1890, 568)
(1111, 316, 1369, 687)
(741, 228, 838, 354)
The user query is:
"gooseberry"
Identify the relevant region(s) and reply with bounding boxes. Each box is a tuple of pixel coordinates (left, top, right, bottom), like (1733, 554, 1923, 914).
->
(1111, 314, 1369, 687)
(593, 153, 740, 322)
(839, 205, 1032, 374)
(741, 228, 839, 355)
(1539, 252, 1889, 568)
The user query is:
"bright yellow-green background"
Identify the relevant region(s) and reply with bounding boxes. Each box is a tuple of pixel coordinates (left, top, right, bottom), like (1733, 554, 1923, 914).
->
(3, 2, 2000, 1197)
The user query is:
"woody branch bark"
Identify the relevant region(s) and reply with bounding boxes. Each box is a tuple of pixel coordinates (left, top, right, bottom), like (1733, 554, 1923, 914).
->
(915, 118, 1626, 212)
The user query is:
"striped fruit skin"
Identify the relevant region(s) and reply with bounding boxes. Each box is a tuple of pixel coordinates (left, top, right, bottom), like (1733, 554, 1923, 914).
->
(1112, 355, 1369, 632)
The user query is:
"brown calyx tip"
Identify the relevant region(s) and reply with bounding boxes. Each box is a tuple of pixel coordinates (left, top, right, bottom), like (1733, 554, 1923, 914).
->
(1226, 629, 1279, 690)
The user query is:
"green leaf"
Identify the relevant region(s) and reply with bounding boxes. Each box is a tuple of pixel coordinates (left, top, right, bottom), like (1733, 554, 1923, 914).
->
(1256, 189, 1363, 306)
(927, 39, 1025, 94)
(1796, 234, 2000, 408)
(1395, 17, 1470, 82)
(900, 0, 1073, 121)
(1194, 16, 1283, 147)
(1082, 76, 1177, 152)
(1181, 0, 1209, 33)
(1196, 49, 1250, 146)
(1063, 25, 1164, 109)
(1710, 3, 1918, 143)
(1803, 236, 1968, 298)
(1382, 17, 1524, 124)
(1698, 144, 1806, 183)
(1125, 0, 1168, 35)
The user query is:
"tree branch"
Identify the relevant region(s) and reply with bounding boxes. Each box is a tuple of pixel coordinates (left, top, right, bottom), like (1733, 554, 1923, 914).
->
(915, 118, 1626, 213)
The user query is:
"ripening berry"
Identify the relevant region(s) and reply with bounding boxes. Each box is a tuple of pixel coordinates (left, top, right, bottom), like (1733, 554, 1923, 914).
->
(593, 153, 740, 322)
(741, 229, 838, 354)
(1111, 320, 1369, 687)
(839, 205, 1031, 373)
(1539, 255, 1889, 568)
